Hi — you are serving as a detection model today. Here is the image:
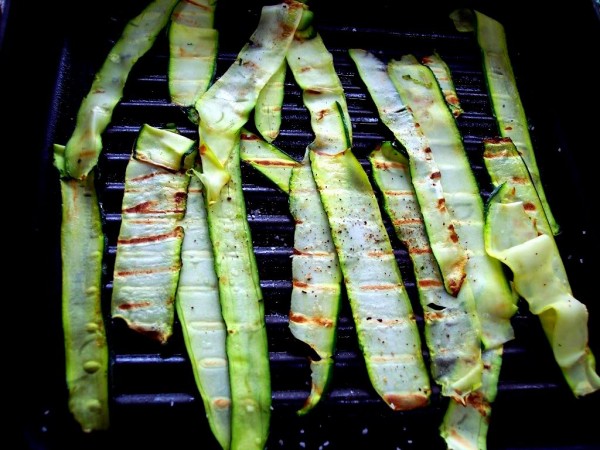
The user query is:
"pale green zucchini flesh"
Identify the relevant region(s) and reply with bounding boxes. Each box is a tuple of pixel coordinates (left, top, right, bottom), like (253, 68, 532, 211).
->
(239, 129, 300, 194)
(485, 184, 600, 397)
(349, 48, 467, 297)
(176, 171, 232, 449)
(440, 348, 503, 450)
(387, 54, 516, 349)
(421, 51, 464, 118)
(111, 124, 196, 343)
(168, 0, 218, 111)
(369, 142, 483, 401)
(54, 144, 109, 432)
(450, 8, 560, 235)
(197, 137, 271, 450)
(195, 1, 305, 204)
(288, 20, 430, 410)
(289, 151, 342, 414)
(254, 60, 287, 143)
(64, 0, 179, 180)
(239, 130, 343, 414)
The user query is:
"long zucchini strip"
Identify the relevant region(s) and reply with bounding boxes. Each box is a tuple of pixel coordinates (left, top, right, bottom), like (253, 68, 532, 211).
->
(450, 8, 560, 235)
(287, 28, 431, 410)
(54, 145, 109, 432)
(387, 54, 517, 449)
(439, 348, 503, 450)
(254, 60, 287, 143)
(421, 52, 464, 118)
(168, 3, 231, 445)
(64, 0, 179, 180)
(388, 54, 516, 349)
(349, 48, 467, 297)
(484, 139, 600, 397)
(369, 142, 482, 401)
(195, 0, 305, 204)
(240, 131, 343, 414)
(168, 0, 218, 111)
(239, 127, 298, 194)
(176, 171, 231, 449)
(111, 124, 196, 343)
(193, 136, 271, 450)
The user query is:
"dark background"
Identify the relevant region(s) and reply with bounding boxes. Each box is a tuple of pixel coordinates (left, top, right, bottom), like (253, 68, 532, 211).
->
(3, 1, 599, 449)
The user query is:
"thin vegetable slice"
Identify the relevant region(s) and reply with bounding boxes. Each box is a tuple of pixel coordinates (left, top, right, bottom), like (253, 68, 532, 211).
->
(439, 348, 503, 450)
(287, 25, 431, 409)
(240, 131, 342, 414)
(483, 140, 600, 397)
(193, 136, 271, 449)
(239, 128, 298, 193)
(349, 48, 467, 297)
(369, 142, 482, 401)
(388, 54, 516, 349)
(254, 60, 287, 142)
(54, 145, 109, 432)
(195, 0, 305, 204)
(64, 0, 179, 180)
(450, 8, 560, 235)
(176, 171, 231, 449)
(168, 0, 218, 112)
(111, 124, 196, 343)
(421, 51, 464, 118)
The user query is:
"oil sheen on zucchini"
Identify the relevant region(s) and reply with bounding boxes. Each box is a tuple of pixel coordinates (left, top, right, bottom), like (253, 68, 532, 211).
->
(54, 145, 109, 432)
(288, 22, 431, 410)
(111, 124, 196, 343)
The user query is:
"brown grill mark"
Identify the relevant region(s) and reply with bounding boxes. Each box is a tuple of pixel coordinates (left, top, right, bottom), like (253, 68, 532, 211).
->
(418, 279, 443, 288)
(123, 201, 185, 215)
(483, 149, 510, 158)
(240, 132, 260, 141)
(448, 224, 459, 243)
(367, 250, 393, 257)
(383, 393, 429, 411)
(253, 158, 298, 167)
(116, 265, 180, 277)
(392, 218, 422, 226)
(437, 198, 446, 211)
(118, 301, 151, 311)
(424, 310, 445, 321)
(117, 228, 183, 245)
(360, 284, 400, 291)
(410, 246, 432, 254)
(511, 176, 528, 184)
(293, 248, 331, 257)
(289, 312, 333, 327)
(373, 160, 406, 170)
(384, 190, 411, 196)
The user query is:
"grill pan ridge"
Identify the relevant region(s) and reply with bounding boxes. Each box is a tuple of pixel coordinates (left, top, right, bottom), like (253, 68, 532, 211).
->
(14, 0, 600, 449)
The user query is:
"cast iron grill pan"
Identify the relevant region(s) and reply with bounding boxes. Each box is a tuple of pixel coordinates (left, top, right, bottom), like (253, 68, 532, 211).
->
(30, 1, 599, 449)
